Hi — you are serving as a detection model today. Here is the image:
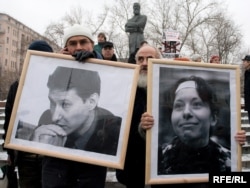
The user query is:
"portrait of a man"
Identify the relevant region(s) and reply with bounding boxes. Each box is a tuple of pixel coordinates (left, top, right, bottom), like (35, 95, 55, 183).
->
(4, 51, 139, 169)
(16, 66, 122, 156)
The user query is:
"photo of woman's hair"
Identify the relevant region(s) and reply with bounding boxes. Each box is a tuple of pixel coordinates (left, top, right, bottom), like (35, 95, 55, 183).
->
(157, 69, 231, 175)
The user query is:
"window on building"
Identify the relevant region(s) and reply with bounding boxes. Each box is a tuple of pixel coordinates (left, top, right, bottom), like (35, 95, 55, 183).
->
(5, 59, 7, 66)
(7, 37, 9, 44)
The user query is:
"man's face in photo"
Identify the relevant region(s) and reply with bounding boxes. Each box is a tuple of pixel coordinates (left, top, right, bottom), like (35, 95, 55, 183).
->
(48, 88, 92, 135)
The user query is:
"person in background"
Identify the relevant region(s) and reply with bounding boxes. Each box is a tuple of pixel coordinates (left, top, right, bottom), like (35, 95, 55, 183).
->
(60, 24, 102, 60)
(116, 44, 161, 188)
(115, 43, 246, 188)
(191, 54, 202, 62)
(3, 40, 53, 188)
(94, 32, 107, 55)
(243, 55, 250, 123)
(41, 24, 110, 188)
(210, 55, 220, 64)
(101, 41, 117, 61)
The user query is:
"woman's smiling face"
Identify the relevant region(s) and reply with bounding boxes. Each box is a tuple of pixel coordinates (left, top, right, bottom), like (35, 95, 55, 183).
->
(171, 87, 217, 147)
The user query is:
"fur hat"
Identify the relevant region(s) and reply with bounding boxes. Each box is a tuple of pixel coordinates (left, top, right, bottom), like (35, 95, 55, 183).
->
(63, 24, 94, 47)
(28, 40, 53, 52)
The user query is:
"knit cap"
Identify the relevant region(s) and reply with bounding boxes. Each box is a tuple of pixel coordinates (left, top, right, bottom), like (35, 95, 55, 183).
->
(63, 24, 94, 47)
(28, 40, 53, 52)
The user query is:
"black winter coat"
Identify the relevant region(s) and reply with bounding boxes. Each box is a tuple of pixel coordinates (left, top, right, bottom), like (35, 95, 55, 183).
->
(116, 87, 147, 188)
(3, 80, 18, 157)
(38, 107, 121, 155)
(244, 70, 250, 111)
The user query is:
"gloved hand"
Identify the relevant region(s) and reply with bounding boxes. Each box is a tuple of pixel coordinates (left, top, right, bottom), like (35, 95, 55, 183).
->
(72, 51, 95, 62)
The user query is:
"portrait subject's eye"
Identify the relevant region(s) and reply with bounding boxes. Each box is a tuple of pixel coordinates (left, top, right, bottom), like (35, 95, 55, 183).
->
(62, 101, 71, 109)
(173, 101, 184, 111)
(191, 100, 204, 109)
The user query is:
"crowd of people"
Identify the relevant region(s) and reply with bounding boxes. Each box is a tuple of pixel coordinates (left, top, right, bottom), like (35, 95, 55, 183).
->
(2, 3, 248, 188)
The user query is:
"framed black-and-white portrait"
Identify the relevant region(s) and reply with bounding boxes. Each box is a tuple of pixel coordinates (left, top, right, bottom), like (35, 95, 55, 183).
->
(4, 50, 139, 169)
(146, 59, 241, 184)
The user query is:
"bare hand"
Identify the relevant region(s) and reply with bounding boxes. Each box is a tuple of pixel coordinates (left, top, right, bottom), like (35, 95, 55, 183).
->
(235, 130, 246, 145)
(140, 112, 154, 130)
(31, 124, 67, 146)
(59, 47, 71, 55)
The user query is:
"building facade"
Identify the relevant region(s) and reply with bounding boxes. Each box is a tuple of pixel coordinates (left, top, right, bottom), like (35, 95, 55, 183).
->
(0, 13, 60, 99)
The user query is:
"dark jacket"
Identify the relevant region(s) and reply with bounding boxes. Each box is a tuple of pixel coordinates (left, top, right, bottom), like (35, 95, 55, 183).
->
(3, 81, 18, 140)
(102, 54, 118, 61)
(39, 106, 120, 187)
(41, 51, 110, 188)
(244, 70, 250, 111)
(158, 137, 231, 174)
(3, 80, 18, 158)
(38, 107, 121, 155)
(127, 48, 139, 64)
(116, 87, 147, 188)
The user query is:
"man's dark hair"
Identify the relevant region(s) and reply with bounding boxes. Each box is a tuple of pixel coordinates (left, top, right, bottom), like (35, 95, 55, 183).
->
(47, 66, 101, 101)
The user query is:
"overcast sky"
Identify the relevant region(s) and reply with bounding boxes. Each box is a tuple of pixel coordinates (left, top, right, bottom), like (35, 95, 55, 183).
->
(1, 0, 250, 51)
